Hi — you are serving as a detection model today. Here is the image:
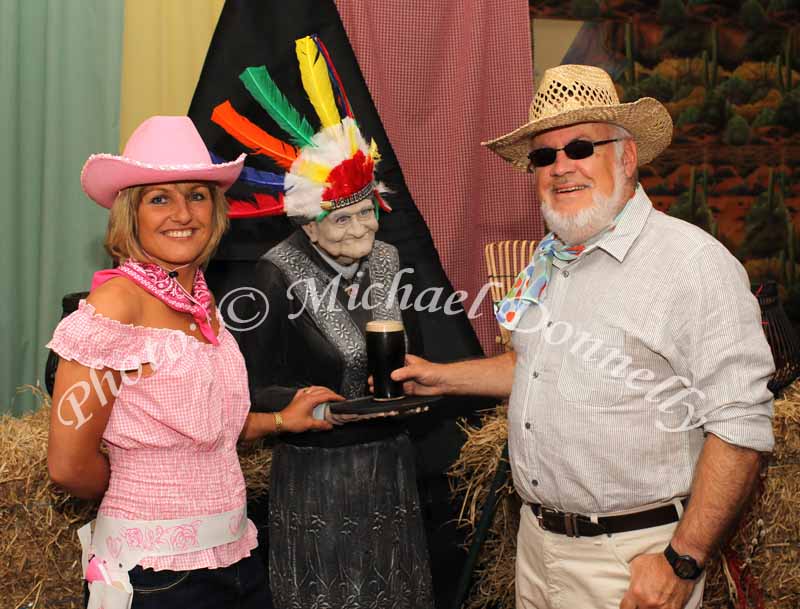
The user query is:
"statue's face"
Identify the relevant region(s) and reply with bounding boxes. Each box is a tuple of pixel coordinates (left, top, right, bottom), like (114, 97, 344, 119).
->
(302, 199, 379, 265)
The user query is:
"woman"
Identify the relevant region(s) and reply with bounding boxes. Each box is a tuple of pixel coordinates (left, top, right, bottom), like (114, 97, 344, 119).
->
(212, 35, 434, 609)
(46, 115, 340, 609)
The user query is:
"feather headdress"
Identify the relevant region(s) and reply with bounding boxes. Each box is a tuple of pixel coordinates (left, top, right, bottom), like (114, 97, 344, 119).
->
(211, 34, 391, 221)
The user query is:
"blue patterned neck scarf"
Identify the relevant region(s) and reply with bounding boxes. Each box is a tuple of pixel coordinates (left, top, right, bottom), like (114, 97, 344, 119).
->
(495, 223, 617, 331)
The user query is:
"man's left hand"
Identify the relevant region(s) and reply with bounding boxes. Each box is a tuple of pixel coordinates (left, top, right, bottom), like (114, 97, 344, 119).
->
(619, 552, 696, 609)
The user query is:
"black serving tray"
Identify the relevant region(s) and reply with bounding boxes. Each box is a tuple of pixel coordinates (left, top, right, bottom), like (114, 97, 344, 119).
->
(328, 394, 441, 415)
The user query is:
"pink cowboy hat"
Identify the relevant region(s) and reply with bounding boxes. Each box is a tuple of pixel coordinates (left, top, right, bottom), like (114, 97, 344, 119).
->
(81, 116, 246, 208)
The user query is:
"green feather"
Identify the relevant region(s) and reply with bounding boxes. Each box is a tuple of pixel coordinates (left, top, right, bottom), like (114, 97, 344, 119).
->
(239, 66, 316, 148)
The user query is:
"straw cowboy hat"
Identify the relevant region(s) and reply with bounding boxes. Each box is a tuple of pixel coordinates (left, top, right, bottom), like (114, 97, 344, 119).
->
(483, 64, 673, 170)
(81, 116, 245, 208)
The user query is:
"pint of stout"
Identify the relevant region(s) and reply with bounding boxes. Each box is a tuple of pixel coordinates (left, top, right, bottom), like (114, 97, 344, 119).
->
(366, 320, 405, 401)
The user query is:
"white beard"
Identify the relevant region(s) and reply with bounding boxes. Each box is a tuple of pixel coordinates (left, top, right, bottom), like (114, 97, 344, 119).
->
(541, 163, 629, 245)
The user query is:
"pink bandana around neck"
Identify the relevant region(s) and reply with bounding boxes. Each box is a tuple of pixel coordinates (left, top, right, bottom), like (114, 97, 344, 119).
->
(91, 260, 219, 345)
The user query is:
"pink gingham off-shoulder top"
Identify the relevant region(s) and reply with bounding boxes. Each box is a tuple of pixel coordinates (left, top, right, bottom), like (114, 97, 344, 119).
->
(47, 300, 258, 571)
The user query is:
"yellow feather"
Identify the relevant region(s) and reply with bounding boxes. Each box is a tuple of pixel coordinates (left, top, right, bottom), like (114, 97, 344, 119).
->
(347, 122, 358, 156)
(295, 36, 340, 128)
(295, 159, 331, 184)
(368, 139, 381, 163)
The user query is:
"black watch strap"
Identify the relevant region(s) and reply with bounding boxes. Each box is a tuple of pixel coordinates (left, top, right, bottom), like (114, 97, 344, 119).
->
(664, 543, 703, 580)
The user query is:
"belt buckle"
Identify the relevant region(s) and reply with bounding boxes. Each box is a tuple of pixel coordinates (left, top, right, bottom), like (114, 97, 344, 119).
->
(533, 506, 544, 529)
(563, 512, 580, 538)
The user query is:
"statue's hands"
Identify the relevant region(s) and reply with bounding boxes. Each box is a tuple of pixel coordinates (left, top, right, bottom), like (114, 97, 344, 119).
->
(280, 386, 342, 433)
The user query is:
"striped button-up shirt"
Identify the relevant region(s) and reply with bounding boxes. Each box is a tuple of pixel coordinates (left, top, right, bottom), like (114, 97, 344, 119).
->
(508, 186, 775, 514)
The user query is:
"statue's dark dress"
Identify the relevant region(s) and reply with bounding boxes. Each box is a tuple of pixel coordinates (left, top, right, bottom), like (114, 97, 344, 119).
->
(242, 230, 434, 609)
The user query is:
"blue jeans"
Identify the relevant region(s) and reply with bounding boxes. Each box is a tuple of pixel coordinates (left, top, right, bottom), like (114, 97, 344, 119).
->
(120, 553, 270, 609)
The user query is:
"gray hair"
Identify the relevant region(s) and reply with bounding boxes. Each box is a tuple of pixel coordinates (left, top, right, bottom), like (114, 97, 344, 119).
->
(607, 124, 638, 187)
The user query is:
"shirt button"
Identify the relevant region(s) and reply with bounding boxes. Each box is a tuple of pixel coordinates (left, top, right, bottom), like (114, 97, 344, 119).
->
(546, 321, 553, 327)
(531, 479, 539, 486)
(562, 270, 570, 278)
(525, 422, 531, 430)
(532, 371, 539, 378)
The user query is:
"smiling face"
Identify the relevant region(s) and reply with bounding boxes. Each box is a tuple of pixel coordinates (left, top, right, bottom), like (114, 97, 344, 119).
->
(532, 122, 637, 244)
(136, 182, 215, 267)
(302, 199, 379, 265)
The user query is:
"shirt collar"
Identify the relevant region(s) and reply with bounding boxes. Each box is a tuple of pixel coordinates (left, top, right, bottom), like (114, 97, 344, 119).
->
(312, 243, 361, 279)
(593, 184, 652, 263)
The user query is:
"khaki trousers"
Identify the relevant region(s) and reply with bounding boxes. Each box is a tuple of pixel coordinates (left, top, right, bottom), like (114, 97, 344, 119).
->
(515, 504, 705, 609)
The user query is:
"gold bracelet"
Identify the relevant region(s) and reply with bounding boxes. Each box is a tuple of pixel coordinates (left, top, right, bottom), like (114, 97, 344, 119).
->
(273, 412, 283, 434)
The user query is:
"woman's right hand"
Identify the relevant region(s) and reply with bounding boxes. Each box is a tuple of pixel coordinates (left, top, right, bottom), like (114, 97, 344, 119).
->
(280, 386, 343, 433)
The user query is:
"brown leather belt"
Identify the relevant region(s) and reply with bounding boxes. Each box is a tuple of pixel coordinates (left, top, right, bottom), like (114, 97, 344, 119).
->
(527, 499, 688, 537)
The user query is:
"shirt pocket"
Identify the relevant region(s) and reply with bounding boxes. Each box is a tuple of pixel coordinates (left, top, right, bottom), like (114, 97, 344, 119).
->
(556, 325, 627, 407)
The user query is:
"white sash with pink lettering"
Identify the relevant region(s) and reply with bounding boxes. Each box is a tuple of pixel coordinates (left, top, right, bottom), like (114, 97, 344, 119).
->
(78, 505, 248, 609)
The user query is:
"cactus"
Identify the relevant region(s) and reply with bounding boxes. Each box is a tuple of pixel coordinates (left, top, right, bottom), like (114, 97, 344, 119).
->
(625, 21, 635, 85)
(787, 214, 796, 287)
(710, 24, 719, 88)
(699, 167, 714, 236)
(776, 53, 786, 92)
(780, 248, 787, 284)
(701, 167, 709, 209)
(768, 168, 776, 212)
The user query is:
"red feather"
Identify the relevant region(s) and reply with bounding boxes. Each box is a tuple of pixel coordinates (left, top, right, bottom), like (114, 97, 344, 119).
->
(314, 36, 353, 118)
(322, 150, 373, 202)
(211, 101, 297, 169)
(226, 193, 285, 219)
(373, 190, 392, 213)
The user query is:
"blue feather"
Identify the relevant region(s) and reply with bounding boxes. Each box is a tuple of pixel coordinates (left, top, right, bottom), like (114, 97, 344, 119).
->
(210, 152, 285, 192)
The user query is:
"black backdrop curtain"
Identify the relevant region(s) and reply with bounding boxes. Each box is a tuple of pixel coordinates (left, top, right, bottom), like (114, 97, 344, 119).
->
(188, 1, 494, 606)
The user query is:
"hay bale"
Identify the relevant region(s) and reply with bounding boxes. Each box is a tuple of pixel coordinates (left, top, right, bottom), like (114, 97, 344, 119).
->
(0, 387, 93, 609)
(238, 438, 273, 500)
(448, 384, 800, 609)
(0, 386, 273, 609)
(448, 406, 516, 609)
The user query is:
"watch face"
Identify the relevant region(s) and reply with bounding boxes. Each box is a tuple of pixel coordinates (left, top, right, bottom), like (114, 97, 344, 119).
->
(675, 557, 700, 579)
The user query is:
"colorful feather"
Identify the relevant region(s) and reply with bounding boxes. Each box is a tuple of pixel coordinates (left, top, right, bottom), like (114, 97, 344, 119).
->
(294, 159, 331, 184)
(347, 121, 359, 156)
(237, 165, 286, 191)
(295, 36, 340, 128)
(312, 35, 353, 118)
(239, 66, 316, 148)
(227, 193, 285, 219)
(374, 189, 392, 213)
(210, 151, 285, 191)
(211, 101, 297, 170)
(368, 139, 381, 163)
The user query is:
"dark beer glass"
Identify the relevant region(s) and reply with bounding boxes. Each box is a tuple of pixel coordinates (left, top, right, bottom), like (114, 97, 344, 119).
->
(366, 320, 406, 401)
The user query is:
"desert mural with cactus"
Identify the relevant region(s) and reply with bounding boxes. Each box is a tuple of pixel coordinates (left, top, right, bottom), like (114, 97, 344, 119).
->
(532, 0, 800, 315)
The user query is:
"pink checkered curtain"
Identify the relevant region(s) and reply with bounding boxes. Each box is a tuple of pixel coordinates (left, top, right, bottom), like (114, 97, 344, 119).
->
(335, 0, 543, 356)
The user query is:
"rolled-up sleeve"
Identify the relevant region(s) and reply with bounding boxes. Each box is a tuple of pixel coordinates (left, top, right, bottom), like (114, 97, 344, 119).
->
(669, 242, 775, 452)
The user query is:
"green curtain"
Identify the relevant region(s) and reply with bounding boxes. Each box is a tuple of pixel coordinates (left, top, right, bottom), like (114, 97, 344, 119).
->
(0, 0, 124, 415)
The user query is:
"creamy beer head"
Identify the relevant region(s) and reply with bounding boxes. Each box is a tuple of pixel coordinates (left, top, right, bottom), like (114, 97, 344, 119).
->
(367, 320, 405, 401)
(366, 320, 404, 332)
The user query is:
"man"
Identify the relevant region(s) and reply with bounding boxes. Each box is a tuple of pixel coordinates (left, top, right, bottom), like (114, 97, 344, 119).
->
(387, 65, 775, 609)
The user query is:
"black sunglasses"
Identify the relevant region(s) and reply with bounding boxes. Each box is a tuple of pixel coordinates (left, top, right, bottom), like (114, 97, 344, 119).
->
(527, 138, 621, 171)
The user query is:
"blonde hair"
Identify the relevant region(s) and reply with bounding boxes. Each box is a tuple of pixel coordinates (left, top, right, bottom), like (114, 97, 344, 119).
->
(104, 183, 229, 267)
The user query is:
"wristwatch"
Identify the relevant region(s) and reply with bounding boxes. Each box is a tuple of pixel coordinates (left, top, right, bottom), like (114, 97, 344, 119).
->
(664, 543, 704, 580)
